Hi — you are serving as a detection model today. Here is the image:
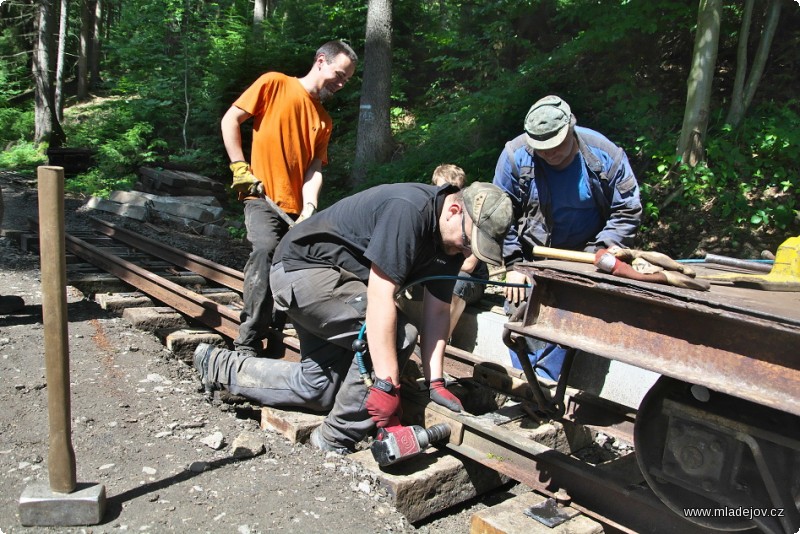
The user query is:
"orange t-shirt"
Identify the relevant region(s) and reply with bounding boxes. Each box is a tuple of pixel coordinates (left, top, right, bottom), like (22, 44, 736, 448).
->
(234, 72, 332, 215)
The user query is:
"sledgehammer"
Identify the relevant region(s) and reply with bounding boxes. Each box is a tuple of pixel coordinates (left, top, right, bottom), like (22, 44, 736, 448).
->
(261, 193, 296, 227)
(529, 245, 710, 291)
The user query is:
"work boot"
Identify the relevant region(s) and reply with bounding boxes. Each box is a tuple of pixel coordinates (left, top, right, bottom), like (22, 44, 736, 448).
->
(0, 295, 25, 315)
(309, 426, 352, 456)
(193, 343, 220, 396)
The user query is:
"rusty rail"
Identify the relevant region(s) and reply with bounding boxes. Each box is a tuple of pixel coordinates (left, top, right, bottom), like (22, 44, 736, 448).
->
(65, 232, 243, 339)
(90, 217, 244, 292)
(402, 391, 708, 534)
(59, 229, 300, 355)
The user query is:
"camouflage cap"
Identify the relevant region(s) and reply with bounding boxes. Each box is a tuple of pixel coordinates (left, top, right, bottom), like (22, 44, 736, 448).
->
(462, 183, 513, 266)
(524, 95, 575, 151)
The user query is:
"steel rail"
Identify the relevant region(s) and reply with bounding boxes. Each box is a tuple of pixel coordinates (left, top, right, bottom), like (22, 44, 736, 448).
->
(89, 217, 244, 292)
(403, 392, 709, 534)
(65, 232, 243, 339)
(61, 230, 301, 356)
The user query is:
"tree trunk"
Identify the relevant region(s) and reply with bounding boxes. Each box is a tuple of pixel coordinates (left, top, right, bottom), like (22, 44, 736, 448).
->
(725, 0, 782, 129)
(726, 0, 753, 129)
(676, 0, 721, 167)
(33, 0, 66, 146)
(181, 0, 190, 152)
(90, 0, 102, 89)
(351, 0, 394, 189)
(77, 0, 92, 100)
(253, 0, 265, 37)
(54, 0, 69, 122)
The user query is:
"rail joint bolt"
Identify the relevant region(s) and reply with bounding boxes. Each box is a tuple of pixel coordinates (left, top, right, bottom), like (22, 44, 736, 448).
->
(553, 488, 571, 506)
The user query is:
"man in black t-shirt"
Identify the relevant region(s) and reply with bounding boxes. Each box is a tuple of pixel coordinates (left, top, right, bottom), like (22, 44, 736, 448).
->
(194, 182, 512, 453)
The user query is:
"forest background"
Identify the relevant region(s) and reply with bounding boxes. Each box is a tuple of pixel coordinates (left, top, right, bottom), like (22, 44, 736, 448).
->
(1, 0, 798, 259)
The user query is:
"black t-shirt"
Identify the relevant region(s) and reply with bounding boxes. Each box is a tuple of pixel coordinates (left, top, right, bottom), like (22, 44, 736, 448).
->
(275, 183, 464, 302)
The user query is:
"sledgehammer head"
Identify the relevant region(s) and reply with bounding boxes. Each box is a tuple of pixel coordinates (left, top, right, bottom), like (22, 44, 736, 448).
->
(371, 423, 451, 467)
(594, 250, 619, 273)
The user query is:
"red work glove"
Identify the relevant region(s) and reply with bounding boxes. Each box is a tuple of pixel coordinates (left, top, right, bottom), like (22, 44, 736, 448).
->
(365, 382, 402, 428)
(376, 421, 405, 441)
(429, 378, 463, 412)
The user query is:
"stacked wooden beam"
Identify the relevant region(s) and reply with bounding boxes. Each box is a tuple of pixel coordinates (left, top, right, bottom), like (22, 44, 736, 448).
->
(136, 167, 227, 203)
(83, 167, 234, 237)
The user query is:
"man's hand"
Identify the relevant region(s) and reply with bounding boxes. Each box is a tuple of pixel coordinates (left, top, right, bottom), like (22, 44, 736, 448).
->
(365, 382, 402, 428)
(229, 161, 263, 197)
(429, 378, 462, 412)
(504, 270, 530, 305)
(296, 202, 317, 223)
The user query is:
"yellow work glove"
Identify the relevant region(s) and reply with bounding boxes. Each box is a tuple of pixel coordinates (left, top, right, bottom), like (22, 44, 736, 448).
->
(229, 161, 263, 197)
(295, 202, 317, 224)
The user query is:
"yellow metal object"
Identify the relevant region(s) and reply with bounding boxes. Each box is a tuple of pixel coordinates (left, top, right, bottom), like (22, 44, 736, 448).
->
(699, 236, 800, 291)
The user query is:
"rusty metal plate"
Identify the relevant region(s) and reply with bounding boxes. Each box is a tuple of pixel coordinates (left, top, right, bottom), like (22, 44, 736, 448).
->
(511, 261, 800, 417)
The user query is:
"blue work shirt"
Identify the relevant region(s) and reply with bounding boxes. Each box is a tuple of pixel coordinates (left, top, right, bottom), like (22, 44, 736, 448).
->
(544, 153, 605, 250)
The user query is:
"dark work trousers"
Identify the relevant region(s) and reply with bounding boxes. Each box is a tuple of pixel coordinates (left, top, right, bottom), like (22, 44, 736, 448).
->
(209, 263, 418, 450)
(234, 198, 291, 352)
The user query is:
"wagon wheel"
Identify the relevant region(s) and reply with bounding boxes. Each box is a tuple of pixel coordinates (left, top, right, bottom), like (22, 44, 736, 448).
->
(635, 376, 800, 533)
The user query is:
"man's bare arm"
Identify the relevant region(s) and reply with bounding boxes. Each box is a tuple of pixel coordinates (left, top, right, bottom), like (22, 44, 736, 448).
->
(301, 159, 323, 211)
(420, 288, 451, 381)
(220, 105, 252, 163)
(366, 264, 401, 385)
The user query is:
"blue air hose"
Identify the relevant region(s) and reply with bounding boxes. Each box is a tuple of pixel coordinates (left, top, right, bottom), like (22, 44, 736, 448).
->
(355, 275, 529, 386)
(353, 323, 371, 386)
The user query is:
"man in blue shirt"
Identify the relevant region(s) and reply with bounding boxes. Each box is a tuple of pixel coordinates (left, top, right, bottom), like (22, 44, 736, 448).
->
(493, 95, 642, 380)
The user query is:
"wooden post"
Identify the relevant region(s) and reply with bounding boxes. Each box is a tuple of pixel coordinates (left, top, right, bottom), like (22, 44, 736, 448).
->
(37, 166, 77, 493)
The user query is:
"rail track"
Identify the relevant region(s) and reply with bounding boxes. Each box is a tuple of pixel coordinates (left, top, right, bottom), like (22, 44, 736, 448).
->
(17, 215, 800, 534)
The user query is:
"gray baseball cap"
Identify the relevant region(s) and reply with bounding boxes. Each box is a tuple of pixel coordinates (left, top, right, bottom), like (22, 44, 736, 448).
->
(462, 182, 513, 266)
(524, 95, 574, 151)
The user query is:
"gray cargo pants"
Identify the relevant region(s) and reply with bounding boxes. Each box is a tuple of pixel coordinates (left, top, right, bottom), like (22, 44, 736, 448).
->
(234, 198, 291, 351)
(208, 262, 418, 450)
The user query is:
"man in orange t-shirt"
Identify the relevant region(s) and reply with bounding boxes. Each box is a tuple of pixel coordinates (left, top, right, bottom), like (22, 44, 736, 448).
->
(221, 41, 357, 355)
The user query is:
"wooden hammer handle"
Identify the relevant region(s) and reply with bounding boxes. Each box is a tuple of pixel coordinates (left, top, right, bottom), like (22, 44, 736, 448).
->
(532, 246, 596, 264)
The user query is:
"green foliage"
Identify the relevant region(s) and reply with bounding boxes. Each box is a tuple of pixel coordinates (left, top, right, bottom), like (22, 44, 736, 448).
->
(0, 5, 32, 102)
(65, 168, 137, 198)
(0, 141, 48, 168)
(61, 97, 166, 195)
(0, 108, 34, 145)
(640, 100, 800, 247)
(96, 122, 165, 173)
(1, 0, 798, 256)
(226, 222, 246, 240)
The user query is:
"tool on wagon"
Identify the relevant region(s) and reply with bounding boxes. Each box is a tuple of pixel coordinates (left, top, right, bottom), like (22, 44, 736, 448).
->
(697, 235, 800, 291)
(530, 245, 710, 291)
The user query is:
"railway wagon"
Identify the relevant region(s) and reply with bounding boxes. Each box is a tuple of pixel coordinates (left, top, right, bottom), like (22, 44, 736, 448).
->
(502, 256, 799, 534)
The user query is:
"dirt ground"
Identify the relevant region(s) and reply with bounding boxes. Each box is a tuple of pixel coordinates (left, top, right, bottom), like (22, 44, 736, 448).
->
(0, 175, 507, 534)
